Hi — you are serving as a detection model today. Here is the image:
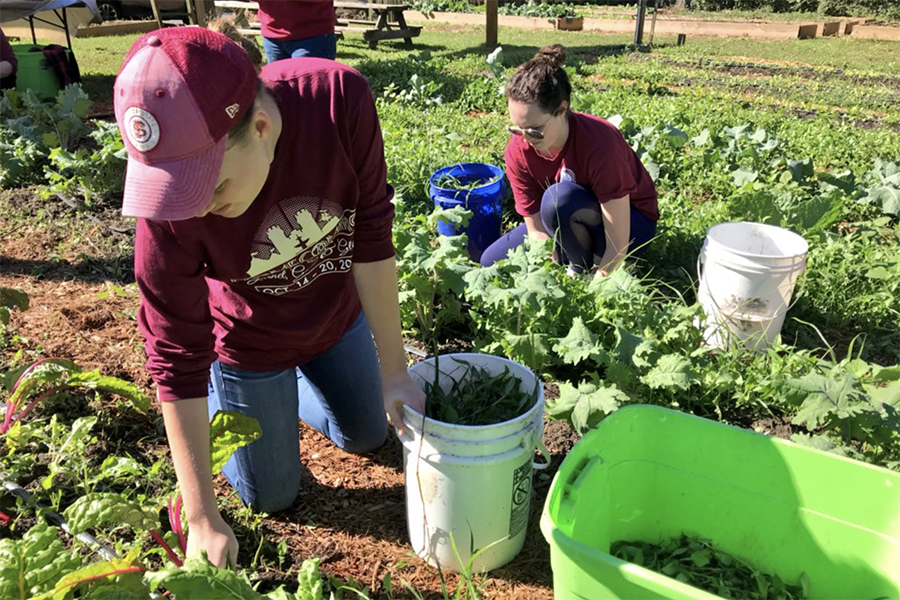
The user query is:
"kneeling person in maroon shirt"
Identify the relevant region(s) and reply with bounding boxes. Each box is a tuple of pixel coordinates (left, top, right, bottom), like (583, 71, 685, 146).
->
(114, 27, 424, 568)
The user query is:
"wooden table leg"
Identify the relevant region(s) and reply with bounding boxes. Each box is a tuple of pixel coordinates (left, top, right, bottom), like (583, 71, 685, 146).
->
(397, 11, 414, 48)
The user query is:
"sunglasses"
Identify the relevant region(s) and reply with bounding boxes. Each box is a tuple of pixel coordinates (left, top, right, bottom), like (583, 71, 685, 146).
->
(506, 125, 545, 140)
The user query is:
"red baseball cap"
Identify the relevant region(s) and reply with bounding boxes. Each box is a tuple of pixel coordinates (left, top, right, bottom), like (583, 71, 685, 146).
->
(114, 28, 258, 221)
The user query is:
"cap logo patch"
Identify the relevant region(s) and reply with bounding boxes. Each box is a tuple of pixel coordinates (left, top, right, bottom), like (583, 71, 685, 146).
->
(124, 106, 160, 152)
(225, 103, 240, 118)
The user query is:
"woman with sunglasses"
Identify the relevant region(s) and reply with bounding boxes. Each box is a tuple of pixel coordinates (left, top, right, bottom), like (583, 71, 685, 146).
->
(480, 45, 659, 277)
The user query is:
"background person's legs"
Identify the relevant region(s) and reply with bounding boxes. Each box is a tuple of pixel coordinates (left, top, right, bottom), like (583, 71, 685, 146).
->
(263, 34, 337, 63)
(541, 181, 658, 273)
(208, 363, 302, 513)
(296, 311, 388, 454)
(262, 37, 290, 63)
(479, 223, 528, 267)
(540, 181, 603, 274)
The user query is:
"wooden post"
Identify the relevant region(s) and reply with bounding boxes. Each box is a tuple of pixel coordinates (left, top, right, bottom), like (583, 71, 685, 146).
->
(194, 0, 210, 26)
(486, 0, 498, 49)
(150, 0, 163, 28)
(634, 0, 646, 46)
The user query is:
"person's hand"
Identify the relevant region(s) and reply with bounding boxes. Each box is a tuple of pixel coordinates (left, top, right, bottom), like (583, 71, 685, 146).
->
(382, 370, 425, 435)
(186, 513, 239, 569)
(593, 267, 610, 280)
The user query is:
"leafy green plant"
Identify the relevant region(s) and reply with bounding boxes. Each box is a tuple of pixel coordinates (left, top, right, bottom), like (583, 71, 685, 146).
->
(433, 173, 501, 191)
(1, 358, 148, 435)
(612, 535, 809, 599)
(0, 288, 28, 348)
(42, 120, 127, 204)
(394, 207, 473, 343)
(146, 555, 356, 599)
(410, 0, 475, 17)
(383, 73, 444, 107)
(31, 552, 146, 600)
(546, 376, 630, 435)
(0, 522, 82, 600)
(0, 86, 91, 187)
(499, 0, 580, 21)
(857, 159, 900, 219)
(779, 346, 900, 463)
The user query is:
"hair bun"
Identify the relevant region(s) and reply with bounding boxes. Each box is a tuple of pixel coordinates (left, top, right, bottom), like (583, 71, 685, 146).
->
(535, 44, 566, 69)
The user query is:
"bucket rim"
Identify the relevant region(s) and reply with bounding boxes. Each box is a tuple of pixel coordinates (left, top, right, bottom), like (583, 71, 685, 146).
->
(429, 162, 505, 192)
(705, 221, 808, 259)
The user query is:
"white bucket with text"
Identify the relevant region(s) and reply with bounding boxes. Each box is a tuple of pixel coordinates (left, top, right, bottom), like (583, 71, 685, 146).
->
(697, 222, 808, 350)
(399, 353, 549, 573)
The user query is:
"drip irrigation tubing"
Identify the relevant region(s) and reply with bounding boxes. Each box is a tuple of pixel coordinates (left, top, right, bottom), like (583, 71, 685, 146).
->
(0, 471, 120, 561)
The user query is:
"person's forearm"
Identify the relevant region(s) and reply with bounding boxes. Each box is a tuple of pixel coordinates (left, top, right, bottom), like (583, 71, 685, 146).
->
(598, 236, 628, 272)
(598, 196, 631, 273)
(523, 213, 549, 238)
(352, 257, 406, 376)
(160, 396, 220, 524)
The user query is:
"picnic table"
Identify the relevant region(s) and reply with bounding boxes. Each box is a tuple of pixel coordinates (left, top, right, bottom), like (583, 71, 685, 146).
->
(333, 1, 420, 49)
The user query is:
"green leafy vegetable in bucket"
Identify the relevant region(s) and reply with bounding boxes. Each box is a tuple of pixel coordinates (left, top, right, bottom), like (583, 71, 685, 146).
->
(434, 173, 502, 191)
(612, 535, 810, 599)
(424, 359, 538, 426)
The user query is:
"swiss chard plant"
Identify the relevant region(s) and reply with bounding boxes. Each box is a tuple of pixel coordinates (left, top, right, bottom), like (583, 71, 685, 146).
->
(1, 358, 148, 436)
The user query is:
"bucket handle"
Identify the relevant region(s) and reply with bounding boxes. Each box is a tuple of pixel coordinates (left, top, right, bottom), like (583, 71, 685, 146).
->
(529, 431, 552, 471)
(696, 245, 808, 322)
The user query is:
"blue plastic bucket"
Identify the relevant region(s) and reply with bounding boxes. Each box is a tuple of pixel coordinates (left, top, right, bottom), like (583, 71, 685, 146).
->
(429, 163, 505, 261)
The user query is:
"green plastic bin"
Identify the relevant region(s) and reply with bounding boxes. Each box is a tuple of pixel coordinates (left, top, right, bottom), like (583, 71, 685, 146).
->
(11, 44, 61, 100)
(541, 405, 900, 600)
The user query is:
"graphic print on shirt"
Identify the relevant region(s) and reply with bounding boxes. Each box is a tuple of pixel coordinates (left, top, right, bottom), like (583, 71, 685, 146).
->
(558, 159, 576, 184)
(236, 195, 354, 295)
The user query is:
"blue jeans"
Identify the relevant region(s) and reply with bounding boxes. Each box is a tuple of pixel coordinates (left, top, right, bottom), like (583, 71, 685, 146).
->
(480, 181, 657, 270)
(262, 34, 337, 62)
(207, 311, 387, 513)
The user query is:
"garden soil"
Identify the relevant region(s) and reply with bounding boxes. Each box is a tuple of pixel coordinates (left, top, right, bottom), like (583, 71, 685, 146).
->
(0, 188, 579, 599)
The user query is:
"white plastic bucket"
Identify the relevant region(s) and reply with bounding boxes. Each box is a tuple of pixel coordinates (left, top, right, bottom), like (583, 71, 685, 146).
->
(400, 353, 549, 573)
(697, 222, 808, 350)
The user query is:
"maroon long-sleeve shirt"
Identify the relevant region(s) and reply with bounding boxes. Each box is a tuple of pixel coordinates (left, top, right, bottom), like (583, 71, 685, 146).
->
(134, 58, 394, 401)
